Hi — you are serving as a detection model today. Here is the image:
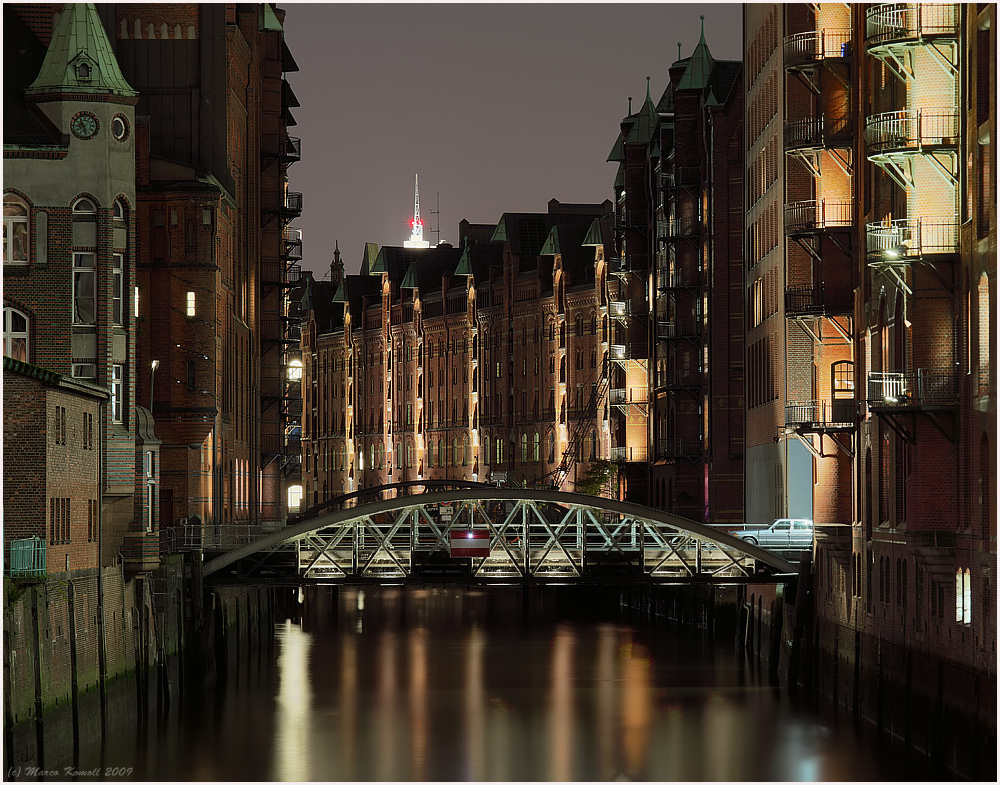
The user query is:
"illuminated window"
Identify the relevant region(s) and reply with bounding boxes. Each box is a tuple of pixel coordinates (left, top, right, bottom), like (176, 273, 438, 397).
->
(187, 291, 196, 317)
(134, 286, 140, 318)
(288, 359, 303, 381)
(532, 432, 540, 463)
(956, 568, 972, 626)
(3, 195, 28, 265)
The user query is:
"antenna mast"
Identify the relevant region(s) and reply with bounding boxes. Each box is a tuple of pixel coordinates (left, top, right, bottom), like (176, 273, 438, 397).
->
(430, 192, 441, 246)
(404, 174, 430, 249)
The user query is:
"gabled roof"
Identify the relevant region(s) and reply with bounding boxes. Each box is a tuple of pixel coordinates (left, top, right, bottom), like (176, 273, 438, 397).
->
(677, 17, 714, 91)
(606, 132, 625, 163)
(361, 242, 381, 275)
(26, 2, 136, 97)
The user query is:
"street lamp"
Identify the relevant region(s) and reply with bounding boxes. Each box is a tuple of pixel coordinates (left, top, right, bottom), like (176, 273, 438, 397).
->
(149, 359, 159, 412)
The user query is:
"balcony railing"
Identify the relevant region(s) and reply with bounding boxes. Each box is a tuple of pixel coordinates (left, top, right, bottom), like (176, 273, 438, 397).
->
(262, 134, 302, 162)
(784, 29, 853, 66)
(610, 446, 649, 463)
(784, 116, 852, 150)
(867, 369, 958, 409)
(658, 217, 701, 239)
(785, 399, 856, 428)
(660, 167, 701, 190)
(785, 285, 854, 315)
(865, 3, 959, 48)
(784, 200, 853, 234)
(626, 209, 648, 227)
(609, 344, 647, 361)
(866, 219, 959, 263)
(610, 388, 649, 405)
(161, 524, 271, 554)
(5, 536, 45, 577)
(657, 438, 701, 459)
(656, 319, 700, 340)
(657, 269, 700, 289)
(609, 300, 631, 318)
(283, 228, 303, 260)
(656, 369, 699, 389)
(865, 109, 959, 154)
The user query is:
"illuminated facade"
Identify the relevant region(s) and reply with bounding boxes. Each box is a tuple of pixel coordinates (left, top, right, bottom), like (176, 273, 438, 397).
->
(299, 201, 616, 506)
(746, 3, 995, 761)
(606, 25, 745, 518)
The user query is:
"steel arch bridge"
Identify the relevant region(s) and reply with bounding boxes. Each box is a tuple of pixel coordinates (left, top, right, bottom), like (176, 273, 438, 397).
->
(202, 488, 798, 584)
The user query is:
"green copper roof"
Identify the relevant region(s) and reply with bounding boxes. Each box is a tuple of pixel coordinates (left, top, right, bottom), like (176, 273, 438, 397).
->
(454, 239, 473, 277)
(27, 3, 136, 97)
(625, 78, 657, 146)
(539, 226, 561, 256)
(260, 3, 283, 32)
(656, 84, 675, 113)
(614, 164, 625, 190)
(490, 218, 508, 244)
(370, 247, 388, 275)
(582, 218, 604, 247)
(677, 16, 714, 91)
(607, 132, 625, 163)
(332, 281, 346, 303)
(400, 266, 417, 289)
(361, 242, 380, 276)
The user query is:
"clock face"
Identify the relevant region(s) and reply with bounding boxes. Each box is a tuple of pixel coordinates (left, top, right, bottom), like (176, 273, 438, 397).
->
(70, 112, 99, 140)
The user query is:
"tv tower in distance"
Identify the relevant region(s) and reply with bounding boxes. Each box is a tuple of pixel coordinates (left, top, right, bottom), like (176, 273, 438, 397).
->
(403, 174, 430, 249)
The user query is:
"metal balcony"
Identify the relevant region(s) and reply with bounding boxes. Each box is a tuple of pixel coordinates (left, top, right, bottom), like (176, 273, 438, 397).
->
(865, 3, 959, 49)
(609, 388, 649, 406)
(609, 344, 649, 362)
(609, 300, 631, 319)
(658, 217, 701, 240)
(785, 399, 856, 429)
(866, 219, 959, 264)
(262, 134, 302, 163)
(784, 29, 853, 67)
(784, 200, 853, 235)
(784, 116, 852, 151)
(283, 227, 303, 261)
(657, 268, 700, 290)
(610, 446, 649, 463)
(656, 319, 699, 340)
(656, 369, 699, 390)
(660, 167, 701, 190)
(656, 438, 701, 460)
(867, 369, 958, 410)
(865, 109, 959, 154)
(784, 285, 853, 316)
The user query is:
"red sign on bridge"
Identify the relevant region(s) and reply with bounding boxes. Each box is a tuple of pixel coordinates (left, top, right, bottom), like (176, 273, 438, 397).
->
(449, 529, 490, 558)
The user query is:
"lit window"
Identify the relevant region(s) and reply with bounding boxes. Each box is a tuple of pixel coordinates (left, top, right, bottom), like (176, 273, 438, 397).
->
(134, 286, 140, 318)
(111, 364, 123, 423)
(73, 253, 97, 324)
(288, 359, 303, 381)
(532, 432, 540, 463)
(3, 196, 29, 265)
(3, 307, 29, 361)
(956, 568, 972, 626)
(187, 291, 196, 317)
(112, 253, 124, 325)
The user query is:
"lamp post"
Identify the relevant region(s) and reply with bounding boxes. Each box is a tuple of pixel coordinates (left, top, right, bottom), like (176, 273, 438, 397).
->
(149, 359, 159, 412)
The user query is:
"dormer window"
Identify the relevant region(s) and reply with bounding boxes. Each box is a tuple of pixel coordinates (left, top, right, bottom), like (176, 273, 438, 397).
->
(76, 62, 91, 80)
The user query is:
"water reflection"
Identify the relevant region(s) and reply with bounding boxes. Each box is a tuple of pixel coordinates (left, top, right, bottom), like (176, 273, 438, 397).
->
(73, 585, 950, 781)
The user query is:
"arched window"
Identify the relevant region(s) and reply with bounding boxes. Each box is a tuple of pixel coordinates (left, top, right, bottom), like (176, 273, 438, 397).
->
(462, 436, 469, 466)
(113, 199, 126, 220)
(427, 442, 434, 469)
(590, 428, 597, 460)
(495, 438, 503, 465)
(590, 314, 597, 335)
(548, 322, 555, 342)
(575, 314, 583, 336)
(377, 442, 384, 469)
(547, 430, 555, 463)
(519, 433, 528, 463)
(532, 432, 540, 463)
(3, 307, 29, 361)
(406, 443, 413, 468)
(482, 435, 490, 466)
(72, 197, 97, 214)
(452, 437, 458, 467)
(437, 439, 444, 466)
(395, 441, 402, 470)
(3, 195, 29, 265)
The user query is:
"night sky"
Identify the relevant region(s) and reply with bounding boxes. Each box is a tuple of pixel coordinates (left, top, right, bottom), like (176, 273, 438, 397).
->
(281, 3, 743, 278)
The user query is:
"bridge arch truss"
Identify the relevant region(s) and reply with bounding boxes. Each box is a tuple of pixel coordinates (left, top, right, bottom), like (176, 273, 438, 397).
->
(204, 489, 797, 583)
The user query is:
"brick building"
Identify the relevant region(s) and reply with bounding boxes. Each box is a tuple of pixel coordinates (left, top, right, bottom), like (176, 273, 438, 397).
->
(605, 25, 745, 519)
(746, 2, 995, 762)
(298, 200, 617, 506)
(3, 3, 152, 572)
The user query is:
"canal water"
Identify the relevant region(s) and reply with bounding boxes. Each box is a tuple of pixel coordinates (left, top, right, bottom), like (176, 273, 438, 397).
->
(46, 585, 949, 781)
